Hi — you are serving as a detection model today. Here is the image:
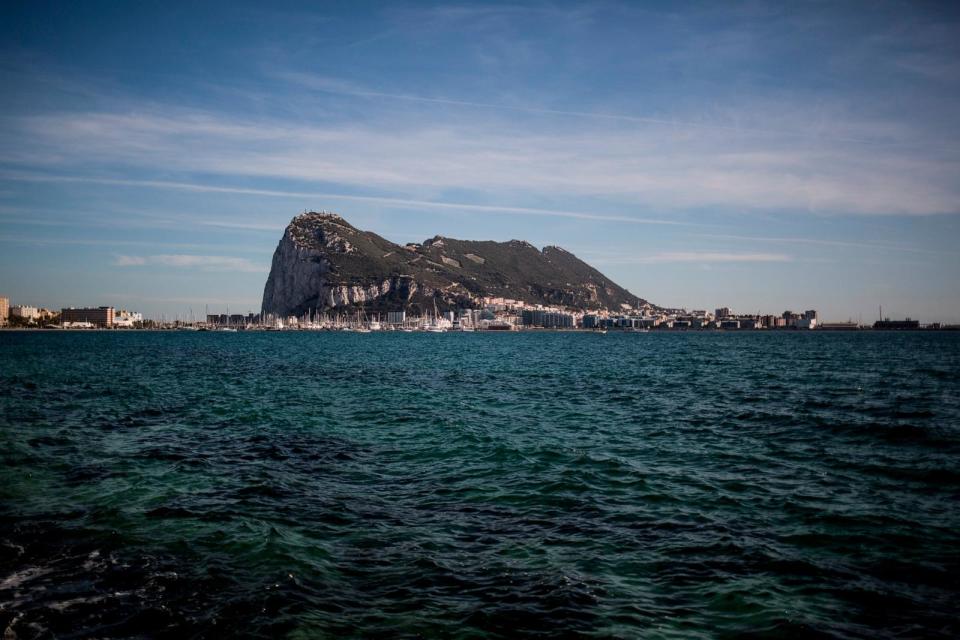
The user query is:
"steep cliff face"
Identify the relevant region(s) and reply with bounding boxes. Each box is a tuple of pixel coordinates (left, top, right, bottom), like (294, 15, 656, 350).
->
(261, 212, 651, 317)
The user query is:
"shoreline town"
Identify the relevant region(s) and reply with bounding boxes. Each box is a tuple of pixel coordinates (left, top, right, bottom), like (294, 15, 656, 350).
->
(0, 295, 951, 332)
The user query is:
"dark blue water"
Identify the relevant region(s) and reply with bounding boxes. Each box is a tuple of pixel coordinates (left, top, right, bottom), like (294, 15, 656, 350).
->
(1, 331, 958, 638)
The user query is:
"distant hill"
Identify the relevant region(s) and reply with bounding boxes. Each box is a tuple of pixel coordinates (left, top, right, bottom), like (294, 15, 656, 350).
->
(261, 212, 652, 317)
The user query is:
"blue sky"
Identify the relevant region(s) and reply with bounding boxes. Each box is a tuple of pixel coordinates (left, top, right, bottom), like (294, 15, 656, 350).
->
(1, 1, 959, 321)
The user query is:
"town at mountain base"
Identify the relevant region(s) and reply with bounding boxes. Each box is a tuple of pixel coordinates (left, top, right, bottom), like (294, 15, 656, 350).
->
(261, 212, 653, 317)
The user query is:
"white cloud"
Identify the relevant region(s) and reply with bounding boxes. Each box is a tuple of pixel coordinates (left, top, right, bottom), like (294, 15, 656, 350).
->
(113, 254, 264, 272)
(6, 91, 959, 216)
(275, 70, 887, 143)
(694, 232, 957, 256)
(3, 172, 686, 226)
(593, 252, 792, 265)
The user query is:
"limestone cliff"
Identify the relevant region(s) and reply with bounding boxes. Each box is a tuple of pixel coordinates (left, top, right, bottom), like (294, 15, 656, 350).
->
(261, 212, 651, 317)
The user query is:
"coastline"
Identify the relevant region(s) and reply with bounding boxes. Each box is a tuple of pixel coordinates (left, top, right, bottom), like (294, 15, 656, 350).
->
(2, 326, 958, 333)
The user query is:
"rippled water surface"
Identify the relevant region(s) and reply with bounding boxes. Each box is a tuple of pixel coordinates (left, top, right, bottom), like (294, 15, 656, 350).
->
(2, 331, 959, 638)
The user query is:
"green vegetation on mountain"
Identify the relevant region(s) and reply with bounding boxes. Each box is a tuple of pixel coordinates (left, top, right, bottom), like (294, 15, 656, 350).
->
(262, 212, 651, 316)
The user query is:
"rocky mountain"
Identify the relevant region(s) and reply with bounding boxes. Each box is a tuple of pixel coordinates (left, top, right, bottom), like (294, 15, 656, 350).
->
(261, 212, 652, 317)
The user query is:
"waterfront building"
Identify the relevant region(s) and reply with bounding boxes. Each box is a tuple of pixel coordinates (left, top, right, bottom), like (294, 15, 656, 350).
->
(457, 309, 482, 328)
(11, 305, 41, 321)
(760, 314, 780, 328)
(0, 296, 7, 326)
(782, 310, 802, 326)
(715, 307, 732, 319)
(582, 314, 600, 329)
(386, 311, 406, 325)
(113, 310, 143, 328)
(604, 316, 633, 329)
(61, 306, 114, 327)
(678, 315, 708, 328)
(521, 309, 574, 328)
(720, 319, 741, 329)
(609, 316, 660, 329)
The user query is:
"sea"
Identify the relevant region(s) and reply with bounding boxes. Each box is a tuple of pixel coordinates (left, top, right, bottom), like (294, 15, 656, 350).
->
(1, 330, 958, 639)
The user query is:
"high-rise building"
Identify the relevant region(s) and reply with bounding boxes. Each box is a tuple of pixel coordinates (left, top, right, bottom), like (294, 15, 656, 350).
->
(582, 314, 600, 329)
(61, 306, 115, 327)
(0, 297, 8, 326)
(521, 309, 574, 328)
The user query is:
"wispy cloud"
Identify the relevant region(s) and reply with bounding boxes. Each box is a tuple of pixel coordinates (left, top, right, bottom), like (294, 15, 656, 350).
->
(276, 71, 889, 144)
(592, 252, 792, 265)
(194, 219, 286, 231)
(0, 233, 264, 251)
(694, 232, 958, 256)
(3, 1, 958, 324)
(2, 171, 687, 226)
(113, 254, 265, 272)
(7, 101, 957, 216)
(0, 227, 274, 253)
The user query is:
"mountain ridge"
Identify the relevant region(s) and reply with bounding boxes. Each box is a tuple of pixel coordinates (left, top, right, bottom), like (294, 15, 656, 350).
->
(261, 212, 653, 317)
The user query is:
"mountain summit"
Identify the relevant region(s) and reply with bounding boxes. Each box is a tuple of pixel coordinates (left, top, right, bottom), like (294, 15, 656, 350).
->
(261, 211, 650, 317)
